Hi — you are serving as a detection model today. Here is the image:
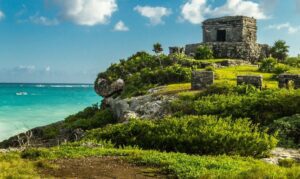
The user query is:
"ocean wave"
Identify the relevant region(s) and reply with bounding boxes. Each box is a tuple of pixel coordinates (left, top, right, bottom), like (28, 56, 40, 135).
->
(35, 84, 46, 88)
(50, 84, 93, 88)
(16, 92, 28, 96)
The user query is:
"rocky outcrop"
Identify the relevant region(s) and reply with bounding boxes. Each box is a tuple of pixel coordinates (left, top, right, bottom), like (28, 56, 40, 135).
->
(95, 78, 125, 97)
(262, 148, 300, 165)
(102, 94, 175, 122)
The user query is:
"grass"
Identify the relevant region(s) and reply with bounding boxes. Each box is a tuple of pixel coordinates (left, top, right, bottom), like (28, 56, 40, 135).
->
(157, 65, 279, 95)
(16, 143, 300, 179)
(215, 65, 278, 88)
(155, 83, 192, 95)
(198, 59, 228, 63)
(0, 152, 38, 178)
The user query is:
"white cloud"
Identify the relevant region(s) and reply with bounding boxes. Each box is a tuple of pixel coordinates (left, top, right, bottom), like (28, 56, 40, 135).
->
(180, 0, 209, 24)
(45, 66, 51, 72)
(16, 65, 36, 72)
(134, 5, 172, 25)
(210, 0, 267, 19)
(53, 0, 118, 26)
(113, 21, 129, 31)
(29, 15, 59, 26)
(180, 0, 267, 24)
(268, 23, 300, 34)
(0, 11, 5, 21)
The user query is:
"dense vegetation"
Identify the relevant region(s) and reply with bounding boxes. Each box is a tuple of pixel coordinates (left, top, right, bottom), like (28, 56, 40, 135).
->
(172, 85, 300, 124)
(85, 115, 277, 157)
(95, 52, 221, 97)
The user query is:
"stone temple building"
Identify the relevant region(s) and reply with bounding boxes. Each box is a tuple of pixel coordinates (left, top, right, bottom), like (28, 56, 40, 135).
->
(170, 16, 269, 62)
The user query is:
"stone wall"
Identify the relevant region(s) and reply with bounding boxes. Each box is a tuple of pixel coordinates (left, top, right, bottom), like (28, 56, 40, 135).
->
(169, 46, 185, 55)
(191, 71, 214, 90)
(185, 43, 201, 57)
(278, 74, 300, 89)
(185, 42, 269, 62)
(237, 75, 263, 89)
(202, 16, 257, 43)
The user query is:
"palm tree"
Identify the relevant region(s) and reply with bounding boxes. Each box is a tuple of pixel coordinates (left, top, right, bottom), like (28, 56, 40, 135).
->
(153, 43, 163, 68)
(153, 43, 163, 55)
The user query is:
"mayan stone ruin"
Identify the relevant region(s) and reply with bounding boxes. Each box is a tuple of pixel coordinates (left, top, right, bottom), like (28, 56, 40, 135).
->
(171, 16, 269, 62)
(278, 74, 300, 89)
(237, 75, 263, 89)
(191, 71, 214, 90)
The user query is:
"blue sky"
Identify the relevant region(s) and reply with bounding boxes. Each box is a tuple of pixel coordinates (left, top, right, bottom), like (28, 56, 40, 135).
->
(0, 0, 299, 83)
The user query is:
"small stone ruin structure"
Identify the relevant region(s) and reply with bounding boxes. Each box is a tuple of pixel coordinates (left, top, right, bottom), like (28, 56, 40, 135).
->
(237, 75, 263, 89)
(169, 47, 185, 55)
(171, 16, 269, 62)
(278, 74, 300, 89)
(191, 71, 214, 90)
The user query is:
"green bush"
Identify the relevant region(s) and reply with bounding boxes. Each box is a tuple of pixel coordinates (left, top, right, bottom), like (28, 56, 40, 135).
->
(21, 148, 51, 160)
(121, 64, 192, 97)
(259, 57, 277, 72)
(172, 88, 300, 125)
(278, 158, 298, 168)
(85, 115, 277, 157)
(65, 109, 116, 130)
(269, 114, 300, 147)
(95, 51, 202, 98)
(195, 45, 214, 60)
(285, 57, 300, 67)
(65, 104, 100, 123)
(274, 64, 290, 74)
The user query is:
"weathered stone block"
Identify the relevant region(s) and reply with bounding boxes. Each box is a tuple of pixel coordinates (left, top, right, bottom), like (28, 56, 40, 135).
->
(278, 74, 300, 89)
(237, 75, 263, 89)
(191, 71, 214, 90)
(169, 46, 185, 55)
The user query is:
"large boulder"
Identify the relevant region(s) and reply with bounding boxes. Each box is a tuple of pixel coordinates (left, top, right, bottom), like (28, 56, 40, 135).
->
(95, 78, 125, 97)
(105, 94, 175, 122)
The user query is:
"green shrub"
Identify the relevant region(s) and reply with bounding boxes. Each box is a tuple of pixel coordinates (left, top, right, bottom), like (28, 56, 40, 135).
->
(66, 109, 116, 130)
(278, 158, 298, 168)
(269, 114, 300, 147)
(121, 64, 192, 97)
(195, 45, 214, 60)
(274, 64, 290, 74)
(205, 65, 215, 71)
(85, 115, 277, 157)
(95, 51, 202, 98)
(65, 104, 100, 123)
(259, 57, 277, 72)
(42, 125, 60, 139)
(172, 88, 300, 125)
(285, 57, 300, 67)
(21, 148, 51, 160)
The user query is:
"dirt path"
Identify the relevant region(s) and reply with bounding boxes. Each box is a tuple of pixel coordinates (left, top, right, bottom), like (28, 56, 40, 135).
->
(39, 156, 168, 179)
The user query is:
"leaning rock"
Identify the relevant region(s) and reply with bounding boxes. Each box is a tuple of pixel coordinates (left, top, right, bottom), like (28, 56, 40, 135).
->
(95, 78, 125, 97)
(106, 94, 175, 122)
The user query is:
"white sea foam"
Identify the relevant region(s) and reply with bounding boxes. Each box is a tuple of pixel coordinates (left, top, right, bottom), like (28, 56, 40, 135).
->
(16, 92, 28, 96)
(35, 84, 46, 88)
(50, 84, 92, 88)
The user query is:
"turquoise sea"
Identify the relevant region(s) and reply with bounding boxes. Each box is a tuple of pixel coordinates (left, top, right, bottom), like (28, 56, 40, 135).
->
(0, 83, 101, 142)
